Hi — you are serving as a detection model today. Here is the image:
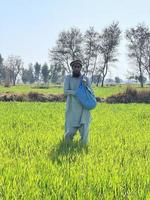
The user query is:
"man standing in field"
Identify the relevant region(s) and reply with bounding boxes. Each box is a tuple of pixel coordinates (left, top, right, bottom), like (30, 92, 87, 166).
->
(63, 59, 93, 144)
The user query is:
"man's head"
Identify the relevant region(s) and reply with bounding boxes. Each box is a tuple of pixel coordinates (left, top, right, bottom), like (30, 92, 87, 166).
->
(70, 59, 82, 77)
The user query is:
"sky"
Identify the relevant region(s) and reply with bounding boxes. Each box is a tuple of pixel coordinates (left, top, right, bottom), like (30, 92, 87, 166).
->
(0, 0, 150, 79)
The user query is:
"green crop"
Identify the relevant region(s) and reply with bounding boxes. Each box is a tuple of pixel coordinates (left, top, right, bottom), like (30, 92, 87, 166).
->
(0, 102, 150, 199)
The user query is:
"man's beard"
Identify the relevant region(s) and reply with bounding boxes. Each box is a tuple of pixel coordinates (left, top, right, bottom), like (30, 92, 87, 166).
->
(72, 71, 81, 77)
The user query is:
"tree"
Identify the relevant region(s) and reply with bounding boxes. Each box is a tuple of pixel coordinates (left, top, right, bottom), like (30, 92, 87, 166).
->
(49, 63, 62, 83)
(5, 55, 23, 86)
(91, 74, 102, 84)
(0, 54, 5, 84)
(21, 68, 30, 84)
(126, 23, 149, 87)
(41, 63, 49, 83)
(115, 76, 122, 84)
(49, 27, 83, 74)
(97, 22, 121, 87)
(83, 27, 100, 80)
(28, 64, 35, 84)
(136, 75, 147, 83)
(21, 64, 37, 84)
(34, 62, 41, 83)
(105, 78, 115, 84)
(49, 24, 121, 87)
(142, 32, 150, 81)
(128, 74, 147, 83)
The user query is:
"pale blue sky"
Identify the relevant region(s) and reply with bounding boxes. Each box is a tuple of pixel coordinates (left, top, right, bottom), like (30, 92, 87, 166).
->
(0, 0, 150, 78)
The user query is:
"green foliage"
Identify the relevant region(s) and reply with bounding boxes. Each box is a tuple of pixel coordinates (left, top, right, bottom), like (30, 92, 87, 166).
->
(22, 69, 31, 84)
(34, 62, 41, 82)
(28, 64, 35, 84)
(41, 63, 49, 83)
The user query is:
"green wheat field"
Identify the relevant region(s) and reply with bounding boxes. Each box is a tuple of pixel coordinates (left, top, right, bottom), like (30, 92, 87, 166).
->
(0, 85, 150, 199)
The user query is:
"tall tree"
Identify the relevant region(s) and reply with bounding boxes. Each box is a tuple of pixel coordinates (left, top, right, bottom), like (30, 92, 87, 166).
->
(49, 24, 121, 86)
(97, 22, 121, 87)
(0, 54, 5, 84)
(115, 76, 122, 84)
(83, 27, 100, 78)
(49, 27, 83, 74)
(34, 62, 41, 83)
(28, 63, 35, 84)
(5, 55, 23, 86)
(41, 63, 49, 83)
(142, 31, 150, 81)
(126, 23, 149, 87)
(49, 63, 62, 83)
(21, 68, 31, 84)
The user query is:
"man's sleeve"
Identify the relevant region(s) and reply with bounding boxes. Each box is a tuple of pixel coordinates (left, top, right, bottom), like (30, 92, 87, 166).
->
(64, 75, 76, 96)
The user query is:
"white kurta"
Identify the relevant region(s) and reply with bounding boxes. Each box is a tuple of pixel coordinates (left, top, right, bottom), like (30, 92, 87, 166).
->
(64, 73, 93, 134)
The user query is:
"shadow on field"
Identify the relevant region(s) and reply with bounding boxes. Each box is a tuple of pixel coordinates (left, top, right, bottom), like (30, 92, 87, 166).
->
(48, 139, 88, 165)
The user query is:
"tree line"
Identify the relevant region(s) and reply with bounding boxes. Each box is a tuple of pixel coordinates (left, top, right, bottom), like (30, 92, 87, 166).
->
(0, 22, 150, 87)
(0, 57, 62, 86)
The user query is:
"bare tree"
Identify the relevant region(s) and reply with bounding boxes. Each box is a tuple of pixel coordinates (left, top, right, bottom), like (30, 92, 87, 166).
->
(126, 23, 149, 87)
(97, 22, 121, 87)
(83, 27, 100, 80)
(0, 54, 5, 84)
(49, 24, 121, 86)
(143, 32, 150, 81)
(5, 55, 23, 86)
(49, 27, 83, 74)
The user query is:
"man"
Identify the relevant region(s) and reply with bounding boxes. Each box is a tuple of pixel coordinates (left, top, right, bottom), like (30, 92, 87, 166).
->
(63, 59, 93, 144)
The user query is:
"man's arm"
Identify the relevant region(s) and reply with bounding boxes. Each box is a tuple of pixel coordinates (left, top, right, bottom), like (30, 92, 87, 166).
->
(64, 75, 76, 96)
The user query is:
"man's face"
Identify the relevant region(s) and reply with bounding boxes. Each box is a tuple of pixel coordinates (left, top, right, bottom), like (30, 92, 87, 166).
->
(72, 64, 82, 74)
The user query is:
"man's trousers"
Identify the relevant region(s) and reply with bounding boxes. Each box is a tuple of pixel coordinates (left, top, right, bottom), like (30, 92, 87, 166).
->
(65, 123, 90, 144)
